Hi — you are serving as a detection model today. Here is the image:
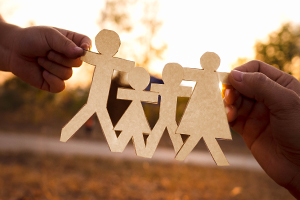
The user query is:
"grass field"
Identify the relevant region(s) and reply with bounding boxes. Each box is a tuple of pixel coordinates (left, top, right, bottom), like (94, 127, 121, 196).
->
(0, 151, 295, 200)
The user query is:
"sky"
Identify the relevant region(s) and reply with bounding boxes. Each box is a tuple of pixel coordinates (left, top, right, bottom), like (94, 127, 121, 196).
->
(1, 0, 300, 87)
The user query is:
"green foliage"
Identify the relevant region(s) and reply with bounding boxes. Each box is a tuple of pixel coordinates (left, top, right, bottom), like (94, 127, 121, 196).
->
(255, 23, 300, 76)
(0, 77, 89, 124)
(0, 77, 55, 112)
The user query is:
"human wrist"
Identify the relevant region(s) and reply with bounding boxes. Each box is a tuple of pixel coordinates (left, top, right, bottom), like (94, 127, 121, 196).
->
(0, 20, 22, 72)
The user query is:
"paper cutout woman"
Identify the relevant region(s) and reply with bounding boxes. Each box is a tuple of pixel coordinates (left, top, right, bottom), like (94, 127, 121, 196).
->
(113, 67, 158, 156)
(141, 63, 192, 158)
(176, 52, 232, 166)
(60, 29, 135, 153)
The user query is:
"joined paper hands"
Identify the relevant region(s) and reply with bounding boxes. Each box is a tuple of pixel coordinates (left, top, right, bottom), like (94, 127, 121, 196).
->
(60, 29, 232, 166)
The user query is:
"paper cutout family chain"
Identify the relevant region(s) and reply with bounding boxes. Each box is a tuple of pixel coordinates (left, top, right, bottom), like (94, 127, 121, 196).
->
(60, 29, 232, 166)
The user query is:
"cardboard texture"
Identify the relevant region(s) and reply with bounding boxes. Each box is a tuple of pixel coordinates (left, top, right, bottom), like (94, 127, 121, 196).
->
(142, 63, 193, 158)
(114, 67, 158, 156)
(60, 29, 231, 166)
(175, 52, 232, 166)
(218, 72, 230, 85)
(60, 29, 135, 153)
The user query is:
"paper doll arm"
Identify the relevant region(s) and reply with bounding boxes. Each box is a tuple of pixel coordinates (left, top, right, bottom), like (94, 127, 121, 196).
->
(217, 72, 231, 85)
(183, 67, 201, 81)
(81, 51, 99, 66)
(150, 83, 162, 93)
(117, 88, 133, 100)
(142, 91, 158, 103)
(112, 58, 135, 73)
(117, 88, 158, 103)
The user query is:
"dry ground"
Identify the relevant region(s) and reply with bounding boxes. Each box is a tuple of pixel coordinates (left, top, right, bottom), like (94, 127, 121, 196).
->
(0, 151, 295, 200)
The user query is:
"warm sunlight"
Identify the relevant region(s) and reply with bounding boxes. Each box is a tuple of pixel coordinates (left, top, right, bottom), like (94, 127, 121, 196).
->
(1, 0, 300, 87)
(1, 1, 300, 199)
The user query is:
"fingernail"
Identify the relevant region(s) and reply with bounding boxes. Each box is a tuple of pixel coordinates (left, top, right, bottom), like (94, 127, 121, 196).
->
(231, 70, 243, 82)
(225, 89, 230, 99)
(81, 43, 91, 51)
(74, 46, 83, 52)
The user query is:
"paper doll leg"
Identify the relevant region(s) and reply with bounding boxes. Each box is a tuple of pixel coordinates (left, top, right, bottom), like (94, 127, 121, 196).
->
(141, 121, 166, 158)
(175, 135, 200, 161)
(111, 130, 133, 152)
(203, 137, 229, 166)
(61, 104, 95, 142)
(167, 122, 184, 154)
(95, 110, 119, 151)
(132, 134, 147, 157)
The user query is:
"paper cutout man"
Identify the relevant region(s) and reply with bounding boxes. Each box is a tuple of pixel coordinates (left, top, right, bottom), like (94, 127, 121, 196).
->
(60, 29, 135, 152)
(141, 63, 193, 158)
(175, 52, 232, 166)
(113, 67, 158, 156)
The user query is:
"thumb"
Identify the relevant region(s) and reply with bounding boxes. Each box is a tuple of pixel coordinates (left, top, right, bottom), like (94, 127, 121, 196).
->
(44, 28, 83, 58)
(229, 70, 300, 112)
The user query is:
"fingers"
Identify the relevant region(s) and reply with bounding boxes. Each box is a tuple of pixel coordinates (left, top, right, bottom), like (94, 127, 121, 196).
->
(37, 27, 91, 93)
(54, 27, 92, 51)
(41, 70, 65, 93)
(37, 57, 73, 80)
(234, 60, 283, 78)
(224, 87, 239, 105)
(229, 69, 300, 113)
(55, 28, 92, 46)
(229, 97, 254, 133)
(43, 28, 85, 59)
(47, 50, 82, 67)
(234, 60, 300, 95)
(224, 88, 241, 122)
(225, 104, 237, 123)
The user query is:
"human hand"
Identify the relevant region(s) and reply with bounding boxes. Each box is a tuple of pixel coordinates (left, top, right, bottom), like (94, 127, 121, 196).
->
(224, 60, 300, 198)
(1, 23, 91, 92)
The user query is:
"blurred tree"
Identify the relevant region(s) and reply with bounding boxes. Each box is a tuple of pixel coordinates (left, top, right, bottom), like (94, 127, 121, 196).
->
(99, 0, 135, 34)
(99, 0, 167, 70)
(0, 77, 89, 125)
(255, 23, 300, 79)
(0, 77, 54, 112)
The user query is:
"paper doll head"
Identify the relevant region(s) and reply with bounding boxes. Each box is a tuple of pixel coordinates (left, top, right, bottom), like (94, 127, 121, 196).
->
(200, 52, 220, 71)
(95, 29, 121, 56)
(162, 63, 184, 86)
(128, 67, 150, 90)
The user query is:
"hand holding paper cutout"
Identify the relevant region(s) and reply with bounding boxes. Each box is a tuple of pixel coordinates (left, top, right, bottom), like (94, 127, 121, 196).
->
(0, 23, 91, 93)
(225, 61, 300, 197)
(60, 29, 135, 149)
(60, 29, 231, 166)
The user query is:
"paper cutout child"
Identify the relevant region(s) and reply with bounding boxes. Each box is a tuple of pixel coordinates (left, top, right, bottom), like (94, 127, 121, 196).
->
(60, 29, 135, 152)
(113, 67, 158, 156)
(141, 63, 193, 158)
(175, 52, 232, 166)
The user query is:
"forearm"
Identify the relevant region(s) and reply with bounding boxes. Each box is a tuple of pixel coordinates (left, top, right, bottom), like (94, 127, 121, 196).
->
(0, 16, 21, 72)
